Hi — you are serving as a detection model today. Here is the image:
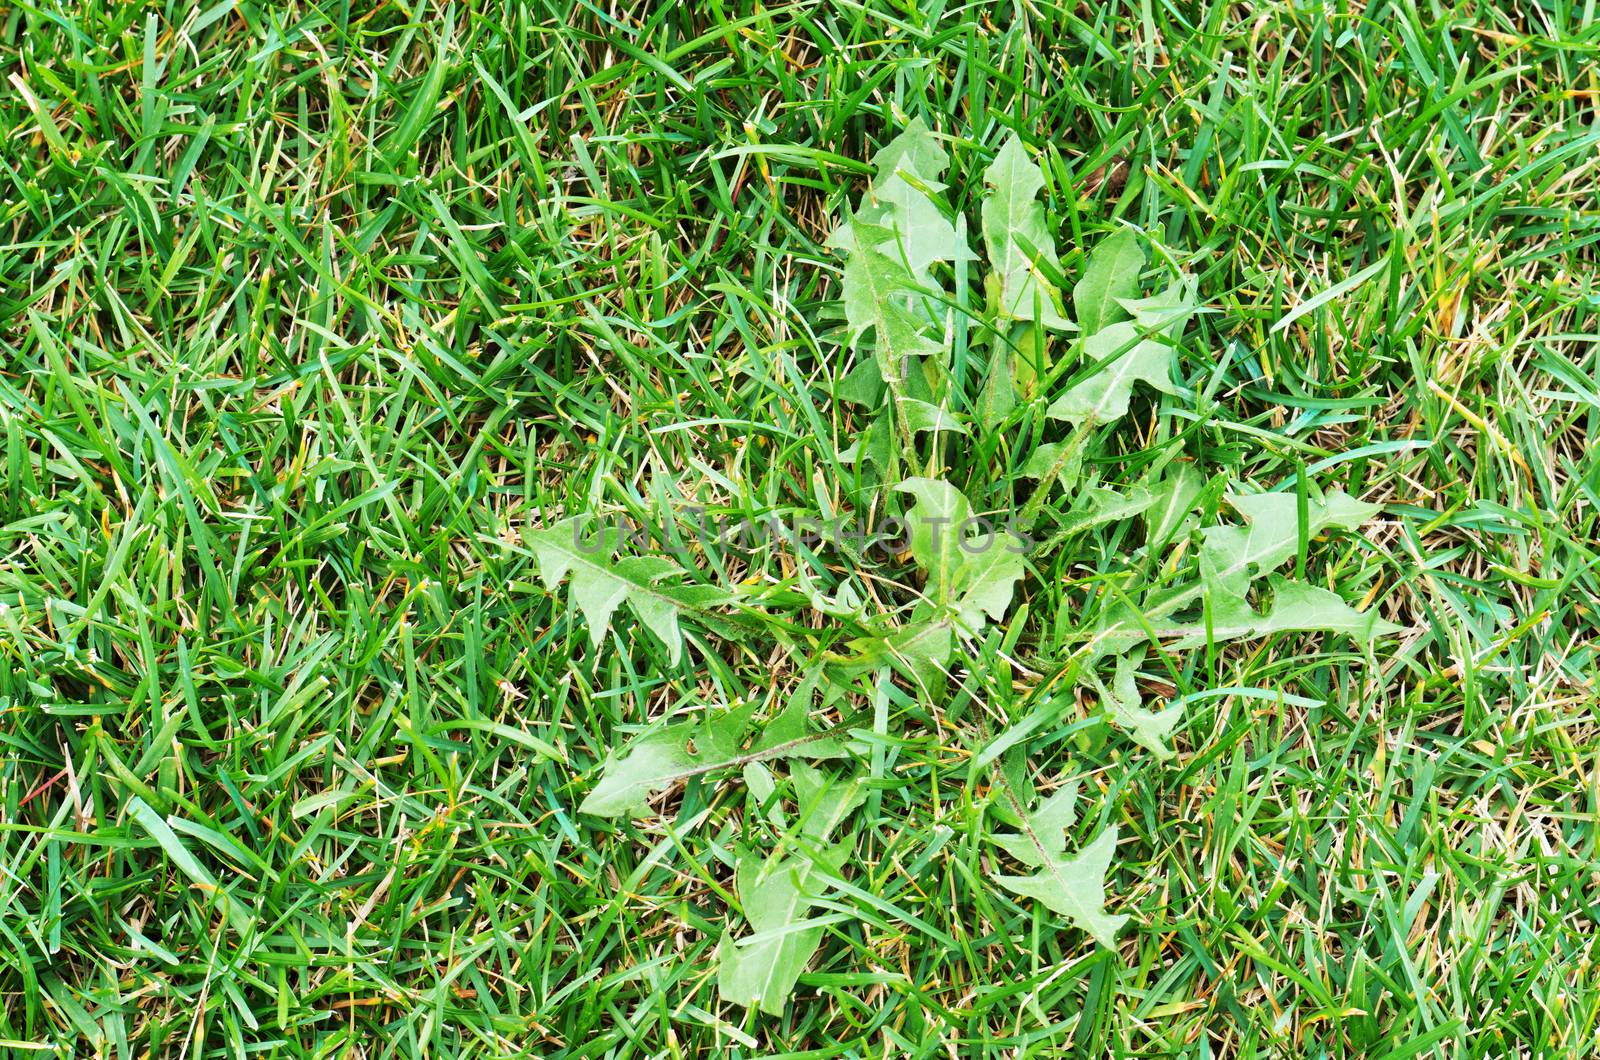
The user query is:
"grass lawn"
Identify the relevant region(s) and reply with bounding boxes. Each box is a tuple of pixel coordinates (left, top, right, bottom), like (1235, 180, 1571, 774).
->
(4, 1, 1600, 1056)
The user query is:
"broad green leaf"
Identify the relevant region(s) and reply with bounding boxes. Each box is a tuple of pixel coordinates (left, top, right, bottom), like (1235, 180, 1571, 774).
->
(1046, 320, 1183, 426)
(1059, 484, 1155, 534)
(527, 518, 739, 664)
(1119, 274, 1199, 332)
(1093, 487, 1396, 656)
(835, 359, 885, 406)
(719, 858, 826, 1016)
(838, 410, 894, 472)
(977, 349, 1016, 431)
(883, 620, 954, 698)
(1097, 653, 1182, 759)
(1167, 574, 1403, 649)
(1143, 464, 1204, 550)
(978, 321, 1053, 432)
(896, 478, 972, 603)
(1009, 322, 1051, 395)
(831, 225, 945, 386)
(830, 120, 966, 401)
(804, 575, 863, 618)
(993, 828, 1127, 948)
(580, 703, 753, 817)
(579, 682, 855, 817)
(870, 117, 948, 184)
(990, 778, 1079, 866)
(900, 399, 967, 437)
(874, 168, 958, 275)
(869, 119, 967, 279)
(826, 618, 952, 701)
(718, 764, 867, 1015)
(896, 478, 1026, 633)
(1019, 441, 1070, 483)
(953, 532, 1028, 629)
(1049, 275, 1198, 426)
(982, 136, 1070, 328)
(1018, 436, 1087, 505)
(988, 780, 1127, 948)
(1072, 228, 1143, 335)
(1195, 488, 1377, 598)
(790, 761, 869, 839)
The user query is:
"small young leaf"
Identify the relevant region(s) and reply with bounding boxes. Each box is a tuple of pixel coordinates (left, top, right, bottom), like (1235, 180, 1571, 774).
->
(1049, 273, 1198, 427)
(579, 691, 851, 817)
(804, 576, 863, 619)
(1072, 228, 1143, 335)
(982, 136, 1070, 329)
(1008, 322, 1051, 395)
(989, 779, 1079, 865)
(1097, 653, 1182, 759)
(527, 518, 739, 664)
(1143, 464, 1204, 550)
(899, 399, 968, 437)
(1059, 484, 1155, 534)
(896, 478, 1026, 632)
(993, 827, 1128, 948)
(718, 764, 867, 1015)
(987, 776, 1127, 948)
(1046, 320, 1184, 426)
